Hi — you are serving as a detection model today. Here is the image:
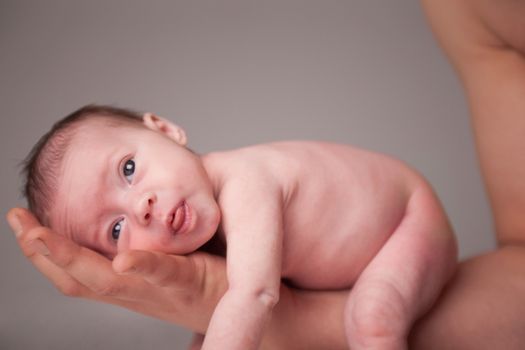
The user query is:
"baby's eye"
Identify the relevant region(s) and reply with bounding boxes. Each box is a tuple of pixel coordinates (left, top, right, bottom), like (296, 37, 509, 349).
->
(111, 219, 124, 241)
(123, 158, 135, 183)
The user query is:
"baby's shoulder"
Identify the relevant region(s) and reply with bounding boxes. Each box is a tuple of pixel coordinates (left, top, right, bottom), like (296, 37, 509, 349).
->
(213, 142, 308, 201)
(220, 140, 373, 176)
(238, 140, 356, 159)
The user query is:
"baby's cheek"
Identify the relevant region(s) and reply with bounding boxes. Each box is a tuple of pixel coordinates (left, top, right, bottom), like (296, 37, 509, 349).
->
(125, 227, 171, 253)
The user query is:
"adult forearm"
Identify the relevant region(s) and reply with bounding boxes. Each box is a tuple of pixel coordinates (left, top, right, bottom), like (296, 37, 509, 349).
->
(409, 245, 525, 349)
(421, 0, 525, 244)
(262, 246, 525, 350)
(261, 286, 348, 350)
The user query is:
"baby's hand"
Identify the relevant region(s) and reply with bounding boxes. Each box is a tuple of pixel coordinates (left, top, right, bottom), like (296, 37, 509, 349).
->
(6, 207, 227, 333)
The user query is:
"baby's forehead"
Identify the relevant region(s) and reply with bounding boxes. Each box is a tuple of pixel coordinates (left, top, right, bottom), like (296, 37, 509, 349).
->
(50, 123, 120, 242)
(56, 124, 121, 181)
(58, 118, 150, 185)
(67, 117, 143, 148)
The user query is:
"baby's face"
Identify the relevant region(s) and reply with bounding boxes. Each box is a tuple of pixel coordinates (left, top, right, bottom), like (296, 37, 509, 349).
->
(48, 119, 221, 258)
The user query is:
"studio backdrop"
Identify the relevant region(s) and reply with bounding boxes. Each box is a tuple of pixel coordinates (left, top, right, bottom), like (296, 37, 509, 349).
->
(0, 1, 494, 349)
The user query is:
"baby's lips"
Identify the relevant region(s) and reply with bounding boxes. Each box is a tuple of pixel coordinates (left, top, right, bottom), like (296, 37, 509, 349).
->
(170, 201, 186, 233)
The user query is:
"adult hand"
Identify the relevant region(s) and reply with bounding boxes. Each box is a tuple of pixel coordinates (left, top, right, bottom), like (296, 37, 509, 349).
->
(7, 207, 349, 350)
(6, 207, 227, 334)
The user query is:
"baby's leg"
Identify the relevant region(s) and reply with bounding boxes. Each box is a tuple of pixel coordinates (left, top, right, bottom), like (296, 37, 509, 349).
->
(345, 184, 457, 350)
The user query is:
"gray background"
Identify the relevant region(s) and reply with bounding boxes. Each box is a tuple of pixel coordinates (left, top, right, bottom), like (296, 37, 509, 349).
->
(0, 0, 495, 349)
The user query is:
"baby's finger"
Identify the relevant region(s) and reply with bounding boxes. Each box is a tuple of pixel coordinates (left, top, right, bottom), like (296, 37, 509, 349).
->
(113, 250, 201, 289)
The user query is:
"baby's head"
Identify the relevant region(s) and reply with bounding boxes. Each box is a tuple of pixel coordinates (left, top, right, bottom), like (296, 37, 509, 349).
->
(22, 105, 221, 258)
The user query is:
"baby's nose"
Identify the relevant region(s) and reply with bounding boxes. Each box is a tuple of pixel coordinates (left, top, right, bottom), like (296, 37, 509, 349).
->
(135, 192, 157, 225)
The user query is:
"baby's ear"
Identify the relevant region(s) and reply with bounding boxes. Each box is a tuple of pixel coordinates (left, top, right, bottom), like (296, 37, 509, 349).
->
(142, 113, 187, 146)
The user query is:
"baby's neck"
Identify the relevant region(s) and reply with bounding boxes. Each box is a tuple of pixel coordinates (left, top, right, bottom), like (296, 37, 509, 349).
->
(200, 151, 230, 200)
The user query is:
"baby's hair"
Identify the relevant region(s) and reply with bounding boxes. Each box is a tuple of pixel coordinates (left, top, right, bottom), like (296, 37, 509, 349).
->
(21, 104, 145, 226)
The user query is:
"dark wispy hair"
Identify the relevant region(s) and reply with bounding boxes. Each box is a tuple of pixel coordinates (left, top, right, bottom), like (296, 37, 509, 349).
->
(21, 104, 144, 225)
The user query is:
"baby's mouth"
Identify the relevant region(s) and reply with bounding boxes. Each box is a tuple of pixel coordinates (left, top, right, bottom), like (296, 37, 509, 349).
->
(170, 201, 187, 234)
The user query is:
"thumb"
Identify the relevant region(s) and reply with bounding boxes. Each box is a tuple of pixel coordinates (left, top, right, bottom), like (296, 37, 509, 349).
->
(113, 250, 200, 289)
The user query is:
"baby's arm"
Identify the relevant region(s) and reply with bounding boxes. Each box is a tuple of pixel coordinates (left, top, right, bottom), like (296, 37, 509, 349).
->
(345, 181, 457, 350)
(201, 174, 284, 350)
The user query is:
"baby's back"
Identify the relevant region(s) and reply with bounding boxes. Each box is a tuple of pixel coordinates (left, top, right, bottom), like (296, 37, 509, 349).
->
(231, 141, 426, 290)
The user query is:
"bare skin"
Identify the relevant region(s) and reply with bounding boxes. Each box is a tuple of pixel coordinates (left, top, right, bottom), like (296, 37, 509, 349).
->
(408, 0, 525, 348)
(23, 111, 457, 350)
(7, 0, 525, 348)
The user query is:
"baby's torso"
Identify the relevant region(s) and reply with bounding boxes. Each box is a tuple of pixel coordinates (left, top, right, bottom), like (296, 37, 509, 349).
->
(218, 141, 424, 290)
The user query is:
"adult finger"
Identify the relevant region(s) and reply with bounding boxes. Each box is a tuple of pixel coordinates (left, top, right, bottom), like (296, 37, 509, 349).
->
(8, 208, 152, 301)
(7, 208, 94, 298)
(28, 227, 155, 300)
(7, 207, 44, 238)
(7, 208, 217, 329)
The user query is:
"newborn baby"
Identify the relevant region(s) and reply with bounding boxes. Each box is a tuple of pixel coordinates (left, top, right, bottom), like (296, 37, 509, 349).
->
(23, 105, 457, 350)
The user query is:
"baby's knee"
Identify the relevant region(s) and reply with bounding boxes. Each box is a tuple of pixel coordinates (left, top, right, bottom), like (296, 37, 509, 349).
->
(344, 281, 410, 348)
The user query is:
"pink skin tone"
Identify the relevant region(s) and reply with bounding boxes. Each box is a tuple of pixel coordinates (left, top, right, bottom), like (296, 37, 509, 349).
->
(48, 114, 457, 350)
(49, 115, 221, 258)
